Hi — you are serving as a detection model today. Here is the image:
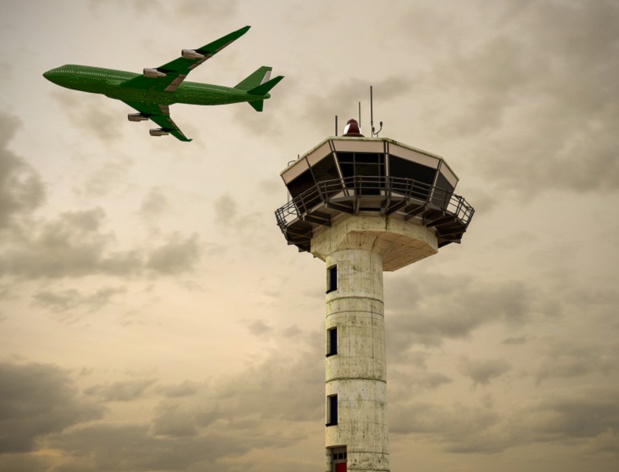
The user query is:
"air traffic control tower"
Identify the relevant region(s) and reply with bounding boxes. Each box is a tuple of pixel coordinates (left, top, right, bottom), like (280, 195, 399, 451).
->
(274, 119, 474, 472)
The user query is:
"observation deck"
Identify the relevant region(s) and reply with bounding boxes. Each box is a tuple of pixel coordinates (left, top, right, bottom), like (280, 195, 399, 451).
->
(275, 130, 474, 255)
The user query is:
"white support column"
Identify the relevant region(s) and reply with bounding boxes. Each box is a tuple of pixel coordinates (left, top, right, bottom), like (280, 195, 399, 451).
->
(324, 248, 389, 472)
(312, 216, 438, 472)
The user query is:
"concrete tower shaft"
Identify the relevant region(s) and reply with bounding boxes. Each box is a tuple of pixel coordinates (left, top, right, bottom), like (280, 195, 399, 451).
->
(312, 217, 438, 472)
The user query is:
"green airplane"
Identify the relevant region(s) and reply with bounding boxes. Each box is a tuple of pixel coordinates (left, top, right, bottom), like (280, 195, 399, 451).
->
(43, 26, 283, 142)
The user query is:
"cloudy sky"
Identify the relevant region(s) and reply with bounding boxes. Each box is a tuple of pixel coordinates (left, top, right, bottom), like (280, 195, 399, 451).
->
(1, 0, 618, 471)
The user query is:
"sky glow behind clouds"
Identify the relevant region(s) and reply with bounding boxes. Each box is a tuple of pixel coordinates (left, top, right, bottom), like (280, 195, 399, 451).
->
(1, 1, 618, 471)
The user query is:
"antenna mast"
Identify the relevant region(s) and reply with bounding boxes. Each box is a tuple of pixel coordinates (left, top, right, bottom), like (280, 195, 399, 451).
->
(370, 85, 383, 137)
(358, 101, 362, 129)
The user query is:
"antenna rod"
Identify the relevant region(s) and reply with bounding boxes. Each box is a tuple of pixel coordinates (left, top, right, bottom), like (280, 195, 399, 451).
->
(335, 115, 338, 136)
(370, 85, 374, 136)
(358, 101, 361, 128)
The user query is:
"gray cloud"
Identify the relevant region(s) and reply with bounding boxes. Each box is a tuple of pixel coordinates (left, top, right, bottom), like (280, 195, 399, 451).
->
(458, 357, 512, 386)
(146, 333, 323, 447)
(0, 208, 141, 278)
(502, 335, 532, 345)
(140, 187, 168, 218)
(146, 233, 200, 275)
(426, 0, 619, 195)
(204, 342, 323, 423)
(0, 362, 104, 454)
(0, 207, 201, 279)
(213, 194, 238, 227)
(174, 0, 239, 23)
(84, 378, 156, 402)
(0, 453, 49, 472)
(32, 286, 126, 318)
(391, 384, 619, 455)
(51, 91, 124, 142)
(47, 419, 298, 472)
(390, 401, 504, 453)
(533, 338, 618, 385)
(514, 386, 619, 447)
(247, 318, 272, 336)
(386, 273, 533, 349)
(48, 423, 231, 471)
(210, 192, 270, 249)
(79, 156, 134, 199)
(0, 113, 45, 228)
(155, 380, 200, 398)
(302, 76, 412, 135)
(90, 0, 161, 15)
(150, 403, 200, 438)
(390, 368, 453, 400)
(0, 344, 321, 468)
(90, 0, 239, 22)
(31, 339, 322, 470)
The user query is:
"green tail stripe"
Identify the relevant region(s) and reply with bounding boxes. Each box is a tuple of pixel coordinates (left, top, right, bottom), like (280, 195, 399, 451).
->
(235, 66, 272, 90)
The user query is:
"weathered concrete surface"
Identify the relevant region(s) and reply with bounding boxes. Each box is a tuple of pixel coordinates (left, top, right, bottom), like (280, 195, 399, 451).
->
(313, 216, 438, 472)
(312, 216, 438, 271)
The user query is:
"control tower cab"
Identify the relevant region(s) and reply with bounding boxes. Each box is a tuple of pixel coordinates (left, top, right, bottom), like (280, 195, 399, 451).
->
(276, 119, 474, 264)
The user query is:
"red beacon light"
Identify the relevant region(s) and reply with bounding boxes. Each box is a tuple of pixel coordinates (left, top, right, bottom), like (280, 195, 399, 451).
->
(342, 118, 364, 137)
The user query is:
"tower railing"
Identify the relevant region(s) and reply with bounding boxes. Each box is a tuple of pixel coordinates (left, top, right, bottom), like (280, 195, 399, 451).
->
(275, 175, 475, 232)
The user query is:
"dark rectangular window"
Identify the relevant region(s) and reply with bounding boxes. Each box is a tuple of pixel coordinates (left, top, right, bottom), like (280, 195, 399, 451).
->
(327, 327, 337, 357)
(327, 394, 338, 426)
(337, 152, 385, 196)
(389, 155, 436, 201)
(327, 265, 337, 293)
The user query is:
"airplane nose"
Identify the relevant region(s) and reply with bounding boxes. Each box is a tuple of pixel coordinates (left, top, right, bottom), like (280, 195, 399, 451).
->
(43, 68, 60, 84)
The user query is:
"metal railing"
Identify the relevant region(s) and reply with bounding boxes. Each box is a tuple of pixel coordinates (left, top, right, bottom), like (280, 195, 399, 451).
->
(275, 176, 475, 233)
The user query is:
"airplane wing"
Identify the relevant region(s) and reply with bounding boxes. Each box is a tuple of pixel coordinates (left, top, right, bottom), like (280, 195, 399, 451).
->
(121, 25, 251, 92)
(124, 101, 192, 142)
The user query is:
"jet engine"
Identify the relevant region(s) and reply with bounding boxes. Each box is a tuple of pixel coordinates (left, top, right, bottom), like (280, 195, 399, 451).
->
(143, 68, 166, 78)
(128, 113, 148, 122)
(149, 128, 169, 137)
(181, 49, 205, 60)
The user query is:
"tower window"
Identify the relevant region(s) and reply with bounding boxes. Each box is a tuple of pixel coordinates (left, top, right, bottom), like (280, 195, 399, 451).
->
(326, 327, 337, 357)
(327, 265, 337, 293)
(326, 394, 338, 426)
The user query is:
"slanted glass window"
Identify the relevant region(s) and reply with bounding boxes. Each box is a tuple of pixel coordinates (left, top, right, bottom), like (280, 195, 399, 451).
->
(327, 394, 338, 426)
(327, 265, 337, 293)
(288, 169, 319, 207)
(337, 152, 385, 196)
(389, 155, 436, 201)
(431, 172, 455, 208)
(327, 327, 337, 357)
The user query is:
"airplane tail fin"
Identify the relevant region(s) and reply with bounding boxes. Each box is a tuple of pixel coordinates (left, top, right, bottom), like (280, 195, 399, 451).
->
(235, 67, 284, 112)
(248, 100, 264, 112)
(234, 66, 273, 91)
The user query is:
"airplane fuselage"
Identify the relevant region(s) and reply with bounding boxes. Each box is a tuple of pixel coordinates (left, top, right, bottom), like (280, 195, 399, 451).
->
(43, 64, 267, 106)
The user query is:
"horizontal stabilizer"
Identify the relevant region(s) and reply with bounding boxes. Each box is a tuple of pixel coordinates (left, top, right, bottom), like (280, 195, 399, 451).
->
(247, 75, 284, 95)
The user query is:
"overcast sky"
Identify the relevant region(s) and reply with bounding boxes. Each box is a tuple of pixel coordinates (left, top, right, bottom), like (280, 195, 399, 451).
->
(1, 1, 618, 471)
